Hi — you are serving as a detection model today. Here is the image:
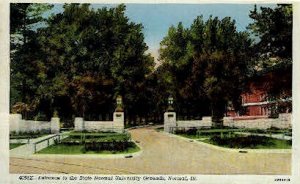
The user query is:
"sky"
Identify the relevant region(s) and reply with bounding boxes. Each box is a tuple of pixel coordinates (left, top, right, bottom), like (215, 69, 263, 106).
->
(48, 3, 276, 63)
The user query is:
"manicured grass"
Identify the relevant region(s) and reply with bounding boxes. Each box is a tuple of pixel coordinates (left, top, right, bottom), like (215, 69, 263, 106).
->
(175, 129, 240, 139)
(202, 135, 291, 149)
(10, 135, 44, 139)
(9, 143, 25, 150)
(175, 129, 292, 149)
(197, 129, 243, 133)
(10, 131, 50, 139)
(243, 128, 292, 134)
(37, 142, 140, 154)
(39, 132, 137, 154)
(63, 132, 131, 144)
(155, 127, 164, 132)
(177, 133, 209, 139)
(70, 131, 128, 136)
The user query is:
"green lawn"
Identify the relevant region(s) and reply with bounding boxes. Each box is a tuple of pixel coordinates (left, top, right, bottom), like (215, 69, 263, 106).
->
(37, 131, 139, 154)
(175, 130, 291, 149)
(9, 143, 25, 150)
(155, 127, 164, 132)
(242, 128, 292, 135)
(177, 133, 209, 139)
(37, 142, 140, 154)
(202, 135, 291, 149)
(65, 132, 130, 141)
(176, 129, 240, 139)
(10, 132, 50, 139)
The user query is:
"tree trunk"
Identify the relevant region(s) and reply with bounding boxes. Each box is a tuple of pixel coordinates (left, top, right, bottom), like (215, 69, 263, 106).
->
(211, 101, 225, 128)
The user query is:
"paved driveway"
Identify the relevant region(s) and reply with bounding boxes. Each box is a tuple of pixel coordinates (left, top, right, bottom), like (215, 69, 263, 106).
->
(10, 127, 291, 174)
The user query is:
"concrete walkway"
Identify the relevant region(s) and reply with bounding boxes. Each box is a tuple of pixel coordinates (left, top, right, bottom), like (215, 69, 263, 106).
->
(10, 134, 58, 157)
(10, 127, 291, 174)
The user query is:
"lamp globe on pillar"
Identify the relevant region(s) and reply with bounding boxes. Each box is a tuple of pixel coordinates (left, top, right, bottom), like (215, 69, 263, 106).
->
(167, 96, 174, 112)
(115, 95, 123, 112)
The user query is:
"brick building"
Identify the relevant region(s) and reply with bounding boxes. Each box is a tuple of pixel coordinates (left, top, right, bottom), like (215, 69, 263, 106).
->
(227, 60, 292, 117)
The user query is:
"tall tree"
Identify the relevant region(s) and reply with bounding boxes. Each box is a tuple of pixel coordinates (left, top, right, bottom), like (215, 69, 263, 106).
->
(248, 4, 292, 59)
(10, 3, 53, 119)
(32, 4, 154, 124)
(160, 16, 251, 126)
(247, 4, 292, 115)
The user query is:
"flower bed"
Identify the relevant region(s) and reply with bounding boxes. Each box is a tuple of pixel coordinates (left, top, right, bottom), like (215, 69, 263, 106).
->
(37, 131, 140, 154)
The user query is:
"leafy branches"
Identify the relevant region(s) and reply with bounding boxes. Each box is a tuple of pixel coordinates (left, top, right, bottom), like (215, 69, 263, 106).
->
(159, 16, 251, 125)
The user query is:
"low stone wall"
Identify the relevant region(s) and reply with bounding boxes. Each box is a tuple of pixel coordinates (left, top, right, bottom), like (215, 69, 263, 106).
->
(9, 114, 60, 134)
(19, 120, 50, 132)
(164, 112, 212, 133)
(164, 112, 291, 132)
(224, 113, 291, 129)
(177, 118, 212, 128)
(74, 112, 124, 133)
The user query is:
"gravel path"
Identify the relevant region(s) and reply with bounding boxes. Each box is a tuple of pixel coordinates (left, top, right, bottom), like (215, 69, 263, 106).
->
(10, 127, 291, 174)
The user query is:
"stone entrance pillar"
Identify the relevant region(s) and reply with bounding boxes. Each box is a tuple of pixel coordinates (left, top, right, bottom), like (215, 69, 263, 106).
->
(113, 95, 124, 133)
(74, 117, 84, 131)
(113, 112, 124, 133)
(10, 114, 22, 133)
(50, 117, 60, 134)
(164, 112, 176, 133)
(164, 96, 176, 133)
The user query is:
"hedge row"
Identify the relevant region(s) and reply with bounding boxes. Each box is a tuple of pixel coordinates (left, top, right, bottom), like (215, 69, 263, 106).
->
(67, 132, 130, 141)
(83, 141, 135, 152)
(10, 130, 50, 139)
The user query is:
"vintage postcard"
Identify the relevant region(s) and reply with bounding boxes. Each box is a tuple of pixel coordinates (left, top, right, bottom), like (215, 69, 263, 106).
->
(0, 0, 300, 183)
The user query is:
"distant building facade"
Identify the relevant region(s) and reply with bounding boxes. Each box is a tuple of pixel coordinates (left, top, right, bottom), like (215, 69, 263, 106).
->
(227, 59, 292, 117)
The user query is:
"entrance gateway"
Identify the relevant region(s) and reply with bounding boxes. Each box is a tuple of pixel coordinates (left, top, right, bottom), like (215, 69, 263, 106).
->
(75, 96, 125, 133)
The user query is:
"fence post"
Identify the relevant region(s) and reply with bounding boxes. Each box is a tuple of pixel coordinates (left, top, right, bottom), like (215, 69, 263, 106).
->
(47, 139, 49, 146)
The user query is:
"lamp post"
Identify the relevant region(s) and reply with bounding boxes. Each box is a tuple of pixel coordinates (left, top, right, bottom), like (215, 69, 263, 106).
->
(167, 96, 174, 112)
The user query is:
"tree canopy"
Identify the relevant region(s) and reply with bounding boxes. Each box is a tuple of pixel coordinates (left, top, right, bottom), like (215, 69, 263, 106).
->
(10, 3, 292, 127)
(248, 4, 292, 59)
(247, 4, 292, 111)
(10, 4, 154, 125)
(159, 16, 251, 126)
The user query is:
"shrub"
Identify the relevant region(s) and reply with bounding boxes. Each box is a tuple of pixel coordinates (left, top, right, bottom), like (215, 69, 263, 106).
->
(174, 128, 197, 135)
(61, 132, 133, 151)
(210, 135, 274, 148)
(186, 128, 197, 135)
(83, 141, 131, 152)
